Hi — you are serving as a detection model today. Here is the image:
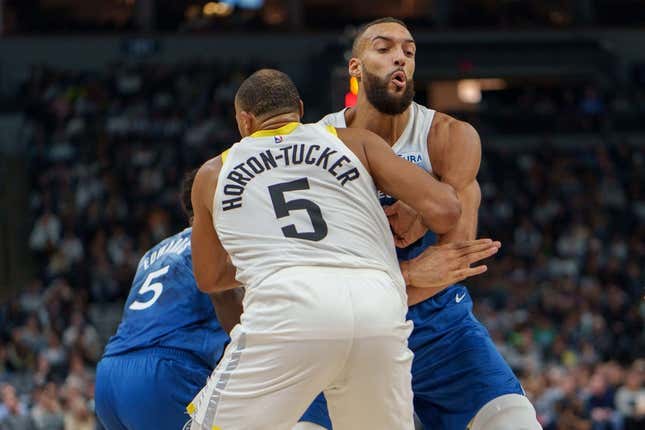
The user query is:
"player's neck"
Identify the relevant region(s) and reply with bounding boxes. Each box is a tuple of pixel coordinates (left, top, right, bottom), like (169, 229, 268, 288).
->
(255, 113, 301, 133)
(346, 98, 411, 147)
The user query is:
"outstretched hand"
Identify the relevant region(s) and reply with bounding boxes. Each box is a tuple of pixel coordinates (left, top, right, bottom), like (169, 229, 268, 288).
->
(402, 239, 501, 305)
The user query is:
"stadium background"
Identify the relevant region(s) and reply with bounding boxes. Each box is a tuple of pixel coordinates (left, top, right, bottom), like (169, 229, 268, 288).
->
(0, 1, 643, 429)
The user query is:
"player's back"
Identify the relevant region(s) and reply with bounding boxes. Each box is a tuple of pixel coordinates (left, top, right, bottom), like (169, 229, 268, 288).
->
(319, 102, 439, 260)
(214, 122, 404, 293)
(103, 228, 227, 367)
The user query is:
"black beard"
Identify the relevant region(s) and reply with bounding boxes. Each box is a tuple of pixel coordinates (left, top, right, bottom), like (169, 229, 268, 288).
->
(362, 69, 415, 115)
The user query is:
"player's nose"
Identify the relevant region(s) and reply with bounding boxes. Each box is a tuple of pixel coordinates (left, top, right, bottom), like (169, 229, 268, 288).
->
(393, 50, 406, 67)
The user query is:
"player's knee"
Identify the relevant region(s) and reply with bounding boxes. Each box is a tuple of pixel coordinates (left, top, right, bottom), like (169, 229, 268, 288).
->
(469, 394, 542, 430)
(292, 422, 328, 430)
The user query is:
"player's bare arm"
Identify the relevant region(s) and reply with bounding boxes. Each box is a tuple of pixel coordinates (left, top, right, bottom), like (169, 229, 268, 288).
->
(338, 126, 498, 295)
(208, 286, 244, 334)
(336, 127, 462, 234)
(406, 113, 483, 305)
(430, 113, 482, 243)
(191, 157, 241, 294)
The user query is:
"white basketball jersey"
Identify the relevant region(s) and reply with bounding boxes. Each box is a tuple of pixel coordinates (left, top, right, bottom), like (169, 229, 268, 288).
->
(318, 102, 436, 174)
(214, 122, 405, 294)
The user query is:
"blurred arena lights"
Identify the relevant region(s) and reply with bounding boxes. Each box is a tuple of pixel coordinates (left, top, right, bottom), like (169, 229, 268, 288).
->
(203, 2, 234, 17)
(457, 80, 482, 104)
(457, 79, 507, 104)
(219, 0, 264, 9)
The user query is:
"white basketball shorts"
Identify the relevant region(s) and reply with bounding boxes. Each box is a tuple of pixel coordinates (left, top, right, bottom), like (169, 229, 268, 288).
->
(188, 266, 414, 430)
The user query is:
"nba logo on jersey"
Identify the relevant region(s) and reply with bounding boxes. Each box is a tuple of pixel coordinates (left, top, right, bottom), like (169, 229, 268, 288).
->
(274, 135, 284, 143)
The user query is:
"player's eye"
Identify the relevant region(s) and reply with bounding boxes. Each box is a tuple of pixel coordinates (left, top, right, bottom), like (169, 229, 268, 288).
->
(377, 47, 389, 53)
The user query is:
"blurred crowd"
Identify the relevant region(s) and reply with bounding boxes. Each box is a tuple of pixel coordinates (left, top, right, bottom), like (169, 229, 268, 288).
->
(1, 63, 643, 429)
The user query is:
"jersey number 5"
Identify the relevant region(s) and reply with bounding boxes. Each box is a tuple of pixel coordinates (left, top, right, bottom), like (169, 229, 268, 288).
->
(129, 265, 170, 311)
(268, 177, 328, 242)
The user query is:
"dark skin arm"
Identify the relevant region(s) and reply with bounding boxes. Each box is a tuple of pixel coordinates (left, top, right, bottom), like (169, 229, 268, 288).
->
(337, 126, 497, 297)
(336, 127, 462, 234)
(191, 157, 244, 332)
(208, 287, 244, 334)
(191, 157, 240, 294)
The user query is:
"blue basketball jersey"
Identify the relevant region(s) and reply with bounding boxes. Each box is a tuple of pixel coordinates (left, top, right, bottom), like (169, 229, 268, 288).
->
(103, 228, 228, 368)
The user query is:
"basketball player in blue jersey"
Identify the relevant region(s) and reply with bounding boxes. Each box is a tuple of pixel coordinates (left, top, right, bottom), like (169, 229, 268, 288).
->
(303, 17, 542, 430)
(95, 171, 241, 430)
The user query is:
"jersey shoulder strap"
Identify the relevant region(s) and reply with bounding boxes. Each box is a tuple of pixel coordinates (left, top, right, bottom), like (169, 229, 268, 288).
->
(220, 149, 230, 165)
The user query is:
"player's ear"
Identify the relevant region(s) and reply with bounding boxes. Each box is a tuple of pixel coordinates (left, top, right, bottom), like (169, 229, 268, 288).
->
(349, 57, 362, 81)
(236, 111, 254, 138)
(298, 99, 304, 119)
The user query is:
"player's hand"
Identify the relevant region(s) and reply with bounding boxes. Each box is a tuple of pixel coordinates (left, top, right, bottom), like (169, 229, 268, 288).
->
(403, 239, 501, 290)
(384, 200, 428, 248)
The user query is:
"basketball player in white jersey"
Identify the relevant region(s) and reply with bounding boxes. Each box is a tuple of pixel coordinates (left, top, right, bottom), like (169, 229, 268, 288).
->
(185, 69, 503, 430)
(306, 17, 542, 430)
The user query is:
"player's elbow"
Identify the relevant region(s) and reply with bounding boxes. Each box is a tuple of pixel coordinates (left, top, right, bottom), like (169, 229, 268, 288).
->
(437, 199, 462, 233)
(195, 272, 226, 294)
(419, 191, 461, 234)
(195, 278, 220, 294)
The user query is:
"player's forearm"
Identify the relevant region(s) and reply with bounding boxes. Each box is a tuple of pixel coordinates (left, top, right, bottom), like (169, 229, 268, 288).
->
(209, 287, 244, 334)
(400, 258, 452, 305)
(406, 285, 446, 306)
(437, 181, 480, 244)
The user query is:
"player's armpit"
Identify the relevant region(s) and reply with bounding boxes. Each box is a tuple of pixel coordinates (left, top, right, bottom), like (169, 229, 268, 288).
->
(191, 158, 241, 293)
(401, 239, 500, 305)
(340, 127, 461, 234)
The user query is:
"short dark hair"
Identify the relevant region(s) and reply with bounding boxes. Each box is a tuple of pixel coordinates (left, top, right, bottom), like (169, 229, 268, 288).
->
(181, 168, 197, 221)
(235, 69, 301, 119)
(352, 17, 409, 56)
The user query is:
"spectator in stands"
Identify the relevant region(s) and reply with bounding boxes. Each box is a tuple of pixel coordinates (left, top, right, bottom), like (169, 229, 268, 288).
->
(615, 362, 645, 430)
(0, 383, 36, 430)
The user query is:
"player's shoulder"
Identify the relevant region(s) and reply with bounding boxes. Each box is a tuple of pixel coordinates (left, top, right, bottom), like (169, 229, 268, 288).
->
(430, 111, 478, 138)
(428, 110, 480, 149)
(194, 154, 225, 188)
(154, 228, 191, 252)
(335, 126, 383, 143)
(335, 126, 388, 158)
(138, 228, 192, 272)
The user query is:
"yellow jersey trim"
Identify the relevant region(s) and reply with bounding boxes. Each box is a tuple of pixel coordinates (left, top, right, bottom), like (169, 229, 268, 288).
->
(250, 122, 300, 138)
(220, 149, 230, 165)
(325, 125, 337, 136)
(186, 402, 196, 415)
